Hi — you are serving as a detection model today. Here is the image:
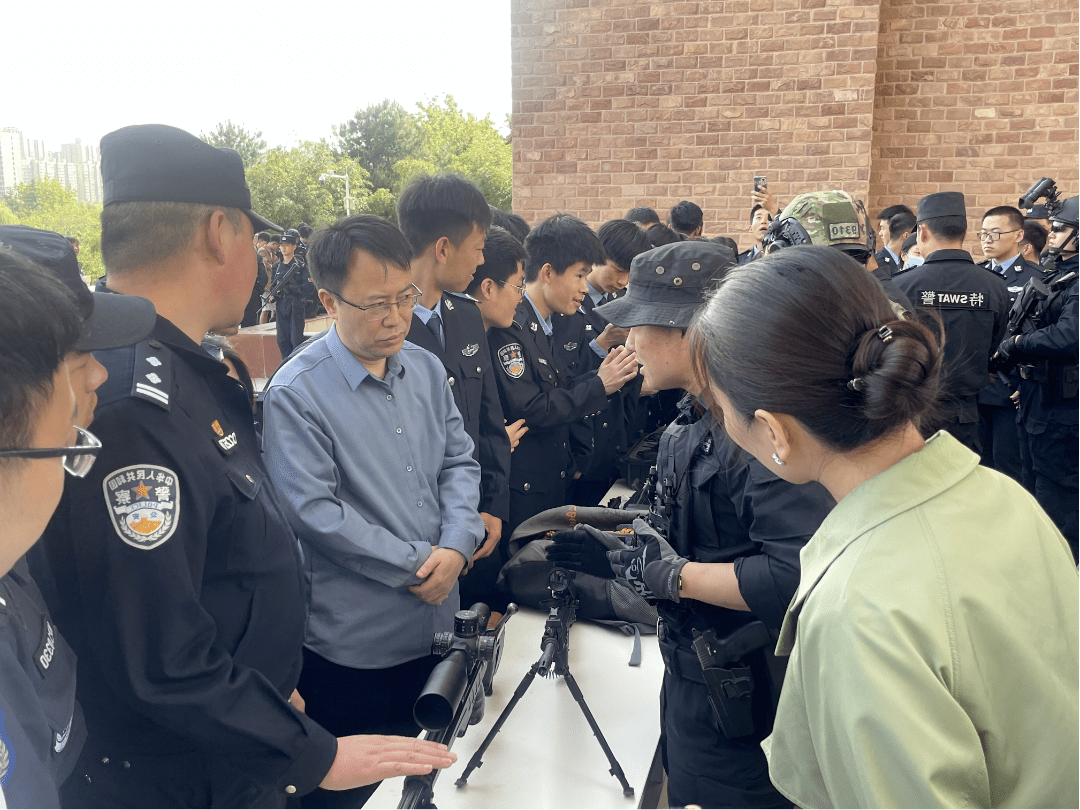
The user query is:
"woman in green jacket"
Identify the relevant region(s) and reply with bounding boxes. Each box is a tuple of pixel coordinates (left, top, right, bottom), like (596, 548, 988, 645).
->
(691, 245, 1078, 808)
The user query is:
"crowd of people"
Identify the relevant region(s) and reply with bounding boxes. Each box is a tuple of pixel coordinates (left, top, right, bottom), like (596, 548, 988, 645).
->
(0, 121, 1076, 810)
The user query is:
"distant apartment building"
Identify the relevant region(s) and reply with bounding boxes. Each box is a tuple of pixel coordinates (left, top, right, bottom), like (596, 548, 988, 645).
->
(0, 127, 103, 203)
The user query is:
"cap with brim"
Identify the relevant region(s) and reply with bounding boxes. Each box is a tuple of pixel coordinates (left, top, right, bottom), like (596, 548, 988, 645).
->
(596, 240, 736, 329)
(101, 124, 281, 233)
(916, 191, 966, 223)
(0, 225, 157, 351)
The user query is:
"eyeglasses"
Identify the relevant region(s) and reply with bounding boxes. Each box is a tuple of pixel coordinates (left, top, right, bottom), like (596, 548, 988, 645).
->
(329, 284, 423, 322)
(976, 229, 1020, 242)
(498, 280, 526, 300)
(0, 425, 102, 478)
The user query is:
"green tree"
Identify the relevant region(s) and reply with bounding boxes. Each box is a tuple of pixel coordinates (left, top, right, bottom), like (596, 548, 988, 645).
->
(0, 200, 17, 225)
(359, 188, 398, 221)
(394, 95, 512, 211)
(334, 100, 420, 192)
(246, 141, 371, 229)
(201, 120, 267, 169)
(6, 178, 105, 279)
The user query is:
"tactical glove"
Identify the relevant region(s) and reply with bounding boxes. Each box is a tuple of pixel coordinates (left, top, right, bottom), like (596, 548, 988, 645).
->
(545, 525, 624, 580)
(607, 518, 688, 603)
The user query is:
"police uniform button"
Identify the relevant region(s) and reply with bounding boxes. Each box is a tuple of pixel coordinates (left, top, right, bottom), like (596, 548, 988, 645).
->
(560, 471, 566, 478)
(449, 377, 456, 386)
(602, 422, 608, 428)
(669, 320, 676, 325)
(406, 466, 412, 472)
(285, 786, 297, 795)
(396, 428, 402, 434)
(692, 262, 701, 270)
(122, 761, 130, 769)
(673, 277, 683, 286)
(387, 394, 393, 400)
(417, 500, 423, 507)
(656, 266, 665, 274)
(476, 366, 482, 373)
(524, 483, 531, 491)
(101, 757, 110, 765)
(245, 474, 254, 483)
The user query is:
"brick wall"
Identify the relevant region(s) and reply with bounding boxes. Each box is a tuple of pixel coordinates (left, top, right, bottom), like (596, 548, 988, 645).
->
(869, 1, 1079, 235)
(511, 0, 1079, 253)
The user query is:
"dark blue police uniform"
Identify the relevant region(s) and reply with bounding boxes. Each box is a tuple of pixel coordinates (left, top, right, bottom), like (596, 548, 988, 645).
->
(272, 258, 308, 361)
(0, 558, 85, 808)
(976, 255, 1046, 481)
(894, 248, 1010, 452)
(651, 397, 834, 809)
(1012, 253, 1079, 559)
(34, 317, 337, 807)
(488, 298, 609, 534)
(406, 291, 511, 525)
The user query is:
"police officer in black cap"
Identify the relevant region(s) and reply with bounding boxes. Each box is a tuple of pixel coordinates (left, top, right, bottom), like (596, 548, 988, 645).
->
(32, 124, 455, 808)
(895, 191, 1010, 453)
(548, 241, 835, 808)
(996, 195, 1079, 559)
(271, 228, 310, 360)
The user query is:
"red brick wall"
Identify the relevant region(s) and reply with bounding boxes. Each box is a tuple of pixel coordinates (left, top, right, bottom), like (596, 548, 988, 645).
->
(511, 0, 1079, 253)
(869, 0, 1079, 241)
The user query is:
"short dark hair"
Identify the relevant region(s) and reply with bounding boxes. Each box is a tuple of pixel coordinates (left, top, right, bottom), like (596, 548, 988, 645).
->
(100, 201, 244, 274)
(922, 215, 967, 242)
(1022, 221, 1048, 255)
(66, 236, 79, 246)
(625, 207, 660, 226)
(876, 204, 914, 221)
(597, 219, 652, 271)
(396, 174, 492, 257)
(749, 204, 770, 223)
(690, 246, 942, 453)
(268, 233, 281, 243)
(888, 211, 917, 241)
(504, 213, 531, 243)
(981, 206, 1025, 232)
(646, 222, 684, 247)
(0, 248, 83, 460)
(523, 214, 605, 283)
(466, 226, 528, 295)
(307, 215, 413, 292)
(256, 231, 271, 241)
(297, 224, 314, 240)
(669, 201, 704, 235)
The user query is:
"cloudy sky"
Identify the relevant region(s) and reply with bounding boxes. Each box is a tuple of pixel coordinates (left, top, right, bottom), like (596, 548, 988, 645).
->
(6, 0, 511, 151)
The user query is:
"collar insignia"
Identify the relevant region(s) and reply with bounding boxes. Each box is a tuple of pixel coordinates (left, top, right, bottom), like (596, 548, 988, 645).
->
(462, 343, 480, 357)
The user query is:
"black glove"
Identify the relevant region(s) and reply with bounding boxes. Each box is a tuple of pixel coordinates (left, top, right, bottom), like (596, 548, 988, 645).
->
(545, 525, 623, 579)
(607, 519, 688, 603)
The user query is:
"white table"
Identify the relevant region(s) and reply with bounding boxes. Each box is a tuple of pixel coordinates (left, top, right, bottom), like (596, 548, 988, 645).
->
(368, 605, 664, 809)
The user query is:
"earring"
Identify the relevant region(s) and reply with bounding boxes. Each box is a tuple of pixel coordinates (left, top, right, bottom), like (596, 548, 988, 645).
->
(772, 453, 786, 467)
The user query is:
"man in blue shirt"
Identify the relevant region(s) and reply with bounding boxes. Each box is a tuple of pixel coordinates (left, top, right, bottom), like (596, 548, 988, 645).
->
(262, 215, 484, 808)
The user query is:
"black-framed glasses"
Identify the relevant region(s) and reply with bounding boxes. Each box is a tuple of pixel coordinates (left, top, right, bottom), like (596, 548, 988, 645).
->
(976, 229, 1020, 242)
(499, 280, 526, 300)
(0, 425, 102, 478)
(328, 284, 423, 322)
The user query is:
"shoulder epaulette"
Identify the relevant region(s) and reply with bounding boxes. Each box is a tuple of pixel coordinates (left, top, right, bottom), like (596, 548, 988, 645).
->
(129, 339, 172, 410)
(444, 290, 479, 304)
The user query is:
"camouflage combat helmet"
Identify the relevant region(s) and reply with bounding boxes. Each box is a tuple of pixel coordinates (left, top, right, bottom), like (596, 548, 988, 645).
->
(763, 189, 876, 260)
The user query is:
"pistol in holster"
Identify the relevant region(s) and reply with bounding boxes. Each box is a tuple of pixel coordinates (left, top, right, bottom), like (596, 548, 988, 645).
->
(691, 622, 775, 739)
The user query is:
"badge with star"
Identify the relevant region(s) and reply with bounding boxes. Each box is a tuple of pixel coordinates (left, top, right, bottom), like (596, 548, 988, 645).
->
(102, 464, 180, 550)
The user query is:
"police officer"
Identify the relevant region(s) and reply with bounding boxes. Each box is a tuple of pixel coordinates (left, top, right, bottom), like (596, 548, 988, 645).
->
(996, 195, 1079, 559)
(895, 191, 1011, 453)
(0, 229, 154, 808)
(32, 124, 454, 807)
(553, 219, 653, 506)
(873, 204, 915, 277)
(270, 228, 309, 360)
(488, 215, 639, 534)
(549, 240, 835, 808)
(975, 205, 1047, 480)
(762, 189, 913, 313)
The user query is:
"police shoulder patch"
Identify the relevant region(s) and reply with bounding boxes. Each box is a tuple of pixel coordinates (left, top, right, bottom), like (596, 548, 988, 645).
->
(498, 343, 526, 379)
(103, 464, 180, 550)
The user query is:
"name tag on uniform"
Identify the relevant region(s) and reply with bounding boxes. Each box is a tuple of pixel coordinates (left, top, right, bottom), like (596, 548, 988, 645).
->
(36, 617, 56, 677)
(919, 290, 988, 308)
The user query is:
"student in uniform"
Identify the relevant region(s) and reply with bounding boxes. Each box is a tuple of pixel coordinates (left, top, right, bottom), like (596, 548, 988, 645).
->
(694, 245, 1078, 808)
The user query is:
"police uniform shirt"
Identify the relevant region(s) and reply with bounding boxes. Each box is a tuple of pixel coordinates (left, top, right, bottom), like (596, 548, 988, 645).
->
(0, 558, 85, 808)
(737, 246, 761, 265)
(874, 246, 901, 278)
(977, 254, 1046, 408)
(894, 249, 1010, 400)
(488, 297, 609, 502)
(35, 317, 336, 806)
(407, 292, 512, 523)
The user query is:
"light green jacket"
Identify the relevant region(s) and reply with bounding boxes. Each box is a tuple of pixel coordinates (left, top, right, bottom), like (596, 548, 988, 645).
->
(762, 431, 1079, 808)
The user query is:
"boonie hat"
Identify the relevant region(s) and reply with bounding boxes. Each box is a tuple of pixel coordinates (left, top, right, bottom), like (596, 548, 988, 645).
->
(101, 124, 281, 233)
(0, 225, 157, 351)
(596, 240, 736, 329)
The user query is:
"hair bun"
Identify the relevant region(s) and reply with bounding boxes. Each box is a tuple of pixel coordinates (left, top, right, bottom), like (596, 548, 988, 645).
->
(849, 317, 942, 424)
